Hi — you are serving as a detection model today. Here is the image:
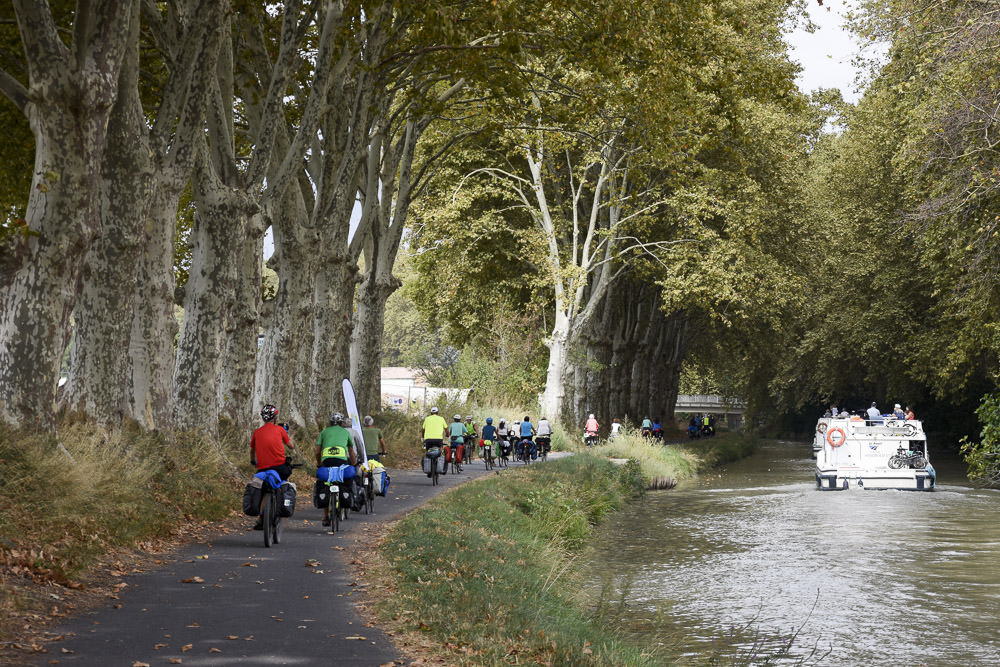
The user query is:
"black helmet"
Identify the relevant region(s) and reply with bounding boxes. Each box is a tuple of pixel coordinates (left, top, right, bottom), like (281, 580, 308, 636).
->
(330, 412, 344, 425)
(260, 404, 278, 422)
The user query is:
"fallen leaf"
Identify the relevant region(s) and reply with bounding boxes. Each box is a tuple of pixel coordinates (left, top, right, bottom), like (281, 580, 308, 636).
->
(345, 635, 367, 640)
(180, 577, 204, 584)
(132, 662, 149, 667)
(181, 644, 192, 652)
(305, 559, 321, 567)
(153, 644, 167, 650)
(226, 635, 238, 640)
(209, 648, 221, 653)
(169, 659, 182, 664)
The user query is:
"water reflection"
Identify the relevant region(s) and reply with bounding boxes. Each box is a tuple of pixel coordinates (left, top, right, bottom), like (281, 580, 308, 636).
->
(587, 441, 1000, 665)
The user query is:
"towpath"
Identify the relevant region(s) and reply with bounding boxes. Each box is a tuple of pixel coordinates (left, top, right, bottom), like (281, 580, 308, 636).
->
(39, 461, 499, 666)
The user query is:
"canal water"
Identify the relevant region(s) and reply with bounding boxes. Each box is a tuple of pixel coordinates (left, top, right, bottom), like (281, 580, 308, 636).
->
(585, 440, 1000, 665)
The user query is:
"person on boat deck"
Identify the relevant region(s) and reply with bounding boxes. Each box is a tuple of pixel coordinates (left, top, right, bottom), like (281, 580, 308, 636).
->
(866, 402, 882, 422)
(893, 403, 906, 420)
(905, 405, 916, 420)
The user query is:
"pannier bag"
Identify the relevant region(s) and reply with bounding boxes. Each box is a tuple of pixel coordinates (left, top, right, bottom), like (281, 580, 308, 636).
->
(316, 464, 356, 483)
(278, 481, 297, 518)
(373, 469, 388, 496)
(242, 476, 264, 516)
(313, 480, 329, 509)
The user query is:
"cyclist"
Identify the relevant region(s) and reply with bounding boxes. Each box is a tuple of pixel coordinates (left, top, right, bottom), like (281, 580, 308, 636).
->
(640, 416, 653, 439)
(518, 415, 535, 460)
(316, 412, 356, 527)
(584, 413, 599, 446)
(652, 417, 662, 440)
(536, 416, 552, 456)
(463, 415, 477, 462)
(609, 417, 622, 441)
(448, 414, 468, 472)
(422, 406, 448, 476)
(496, 418, 511, 463)
(250, 404, 298, 529)
(481, 417, 497, 459)
(362, 415, 387, 461)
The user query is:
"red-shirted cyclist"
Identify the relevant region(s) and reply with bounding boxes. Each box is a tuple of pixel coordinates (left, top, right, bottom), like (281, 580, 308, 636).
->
(250, 404, 297, 529)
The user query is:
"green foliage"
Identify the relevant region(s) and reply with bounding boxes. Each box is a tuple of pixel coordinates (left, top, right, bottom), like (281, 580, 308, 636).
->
(961, 393, 1000, 487)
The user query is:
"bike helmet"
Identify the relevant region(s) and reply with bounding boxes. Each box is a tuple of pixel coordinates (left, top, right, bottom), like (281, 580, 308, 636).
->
(260, 404, 278, 422)
(364, 415, 374, 426)
(330, 412, 344, 425)
(453, 414, 461, 421)
(486, 417, 493, 424)
(465, 415, 473, 421)
(431, 406, 439, 414)
(589, 413, 595, 419)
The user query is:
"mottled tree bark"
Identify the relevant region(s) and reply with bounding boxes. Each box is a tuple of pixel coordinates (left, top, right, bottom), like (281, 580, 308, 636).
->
(64, 5, 151, 424)
(0, 0, 134, 427)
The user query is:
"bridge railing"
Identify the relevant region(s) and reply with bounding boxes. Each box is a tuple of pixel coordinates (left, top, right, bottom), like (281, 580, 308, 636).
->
(675, 394, 746, 411)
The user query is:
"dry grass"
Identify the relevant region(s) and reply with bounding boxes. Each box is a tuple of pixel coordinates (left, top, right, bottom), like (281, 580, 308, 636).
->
(0, 418, 250, 656)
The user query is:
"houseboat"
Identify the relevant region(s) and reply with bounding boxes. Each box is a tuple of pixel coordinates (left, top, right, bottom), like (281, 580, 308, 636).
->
(814, 416, 935, 491)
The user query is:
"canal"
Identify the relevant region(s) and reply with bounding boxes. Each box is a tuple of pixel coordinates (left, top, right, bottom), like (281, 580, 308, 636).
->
(585, 439, 1000, 664)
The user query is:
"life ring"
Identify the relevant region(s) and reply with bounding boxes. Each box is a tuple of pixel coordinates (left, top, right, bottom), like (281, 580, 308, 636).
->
(826, 427, 846, 448)
(816, 422, 828, 434)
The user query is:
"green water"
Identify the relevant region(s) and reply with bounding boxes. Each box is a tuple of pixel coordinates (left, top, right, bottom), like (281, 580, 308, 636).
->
(585, 440, 1000, 664)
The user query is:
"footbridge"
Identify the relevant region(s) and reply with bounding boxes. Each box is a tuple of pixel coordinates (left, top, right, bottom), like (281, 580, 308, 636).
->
(675, 394, 745, 413)
(675, 394, 746, 427)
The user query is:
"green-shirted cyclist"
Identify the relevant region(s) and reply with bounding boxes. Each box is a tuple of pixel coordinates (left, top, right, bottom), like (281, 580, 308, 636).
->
(316, 412, 356, 527)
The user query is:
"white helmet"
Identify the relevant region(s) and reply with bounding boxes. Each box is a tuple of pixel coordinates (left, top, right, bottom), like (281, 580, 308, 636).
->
(431, 406, 439, 413)
(589, 413, 595, 419)
(454, 414, 461, 421)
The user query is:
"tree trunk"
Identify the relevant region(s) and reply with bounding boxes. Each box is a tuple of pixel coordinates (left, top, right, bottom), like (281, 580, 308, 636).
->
(352, 268, 401, 414)
(64, 6, 151, 424)
(310, 251, 358, 420)
(128, 185, 181, 429)
(255, 184, 316, 427)
(218, 225, 262, 429)
(173, 152, 250, 431)
(0, 0, 134, 428)
(0, 113, 108, 426)
(541, 311, 570, 423)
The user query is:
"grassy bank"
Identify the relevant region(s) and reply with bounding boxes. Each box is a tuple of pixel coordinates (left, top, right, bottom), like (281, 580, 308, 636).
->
(373, 455, 656, 665)
(370, 430, 759, 665)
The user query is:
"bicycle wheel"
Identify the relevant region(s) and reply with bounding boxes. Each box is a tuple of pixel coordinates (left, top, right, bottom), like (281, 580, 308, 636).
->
(888, 455, 903, 470)
(262, 493, 274, 547)
(273, 510, 283, 544)
(913, 455, 927, 469)
(432, 458, 439, 486)
(365, 474, 374, 514)
(329, 485, 339, 533)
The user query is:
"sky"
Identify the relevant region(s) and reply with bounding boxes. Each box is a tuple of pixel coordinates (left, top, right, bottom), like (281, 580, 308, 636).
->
(784, 0, 870, 103)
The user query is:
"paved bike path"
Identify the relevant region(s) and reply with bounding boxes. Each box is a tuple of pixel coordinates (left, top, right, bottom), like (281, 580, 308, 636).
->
(42, 462, 498, 666)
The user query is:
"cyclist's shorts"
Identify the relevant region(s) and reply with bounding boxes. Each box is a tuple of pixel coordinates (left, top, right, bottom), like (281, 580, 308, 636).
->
(257, 463, 292, 480)
(424, 439, 443, 454)
(321, 457, 348, 470)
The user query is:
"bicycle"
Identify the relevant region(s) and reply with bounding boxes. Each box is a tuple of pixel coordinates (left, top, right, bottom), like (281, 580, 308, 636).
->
(518, 438, 534, 465)
(261, 463, 302, 547)
(498, 440, 511, 468)
(448, 439, 464, 474)
(425, 446, 442, 486)
(482, 440, 495, 471)
(463, 436, 475, 465)
(536, 436, 550, 462)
